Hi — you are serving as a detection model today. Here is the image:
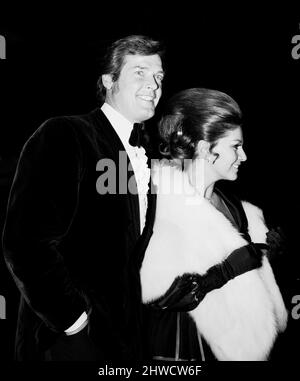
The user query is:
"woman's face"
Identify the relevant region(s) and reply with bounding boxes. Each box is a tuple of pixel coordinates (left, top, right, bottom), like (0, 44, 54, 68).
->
(208, 126, 247, 182)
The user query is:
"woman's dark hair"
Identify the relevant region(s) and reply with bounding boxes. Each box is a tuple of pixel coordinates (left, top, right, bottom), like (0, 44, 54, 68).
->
(96, 35, 165, 104)
(159, 88, 242, 160)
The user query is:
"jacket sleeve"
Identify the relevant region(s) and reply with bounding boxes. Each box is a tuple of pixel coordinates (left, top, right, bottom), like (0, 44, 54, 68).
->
(2, 117, 88, 333)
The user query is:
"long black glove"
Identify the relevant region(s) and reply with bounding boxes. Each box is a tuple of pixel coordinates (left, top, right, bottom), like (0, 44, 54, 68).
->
(150, 243, 267, 312)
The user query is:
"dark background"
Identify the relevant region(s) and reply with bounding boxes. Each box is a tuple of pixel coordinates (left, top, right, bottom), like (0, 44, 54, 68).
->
(0, 8, 299, 369)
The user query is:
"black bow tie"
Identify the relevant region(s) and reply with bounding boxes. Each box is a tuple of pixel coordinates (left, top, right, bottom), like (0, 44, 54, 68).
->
(129, 123, 145, 148)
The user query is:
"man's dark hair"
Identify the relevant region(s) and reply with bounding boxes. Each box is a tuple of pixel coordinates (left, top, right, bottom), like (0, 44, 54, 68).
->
(96, 35, 165, 104)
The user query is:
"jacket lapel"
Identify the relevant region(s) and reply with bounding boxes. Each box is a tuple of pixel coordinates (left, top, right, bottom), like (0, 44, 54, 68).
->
(91, 108, 141, 238)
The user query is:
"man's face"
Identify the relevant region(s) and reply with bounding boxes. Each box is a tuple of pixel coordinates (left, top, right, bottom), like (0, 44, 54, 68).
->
(104, 54, 164, 123)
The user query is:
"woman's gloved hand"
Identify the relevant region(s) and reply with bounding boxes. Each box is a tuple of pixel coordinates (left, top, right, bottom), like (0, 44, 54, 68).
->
(150, 273, 204, 312)
(149, 243, 266, 312)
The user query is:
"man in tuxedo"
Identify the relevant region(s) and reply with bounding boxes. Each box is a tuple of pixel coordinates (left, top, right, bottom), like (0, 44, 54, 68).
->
(2, 35, 165, 361)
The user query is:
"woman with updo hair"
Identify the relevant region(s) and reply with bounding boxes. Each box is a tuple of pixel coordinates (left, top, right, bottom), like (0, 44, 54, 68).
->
(141, 88, 287, 361)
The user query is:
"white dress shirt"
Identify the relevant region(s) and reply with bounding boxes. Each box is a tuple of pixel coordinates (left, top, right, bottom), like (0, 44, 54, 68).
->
(101, 102, 150, 234)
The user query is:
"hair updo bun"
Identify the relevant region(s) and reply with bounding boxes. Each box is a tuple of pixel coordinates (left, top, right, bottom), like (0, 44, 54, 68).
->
(159, 113, 196, 160)
(158, 88, 242, 161)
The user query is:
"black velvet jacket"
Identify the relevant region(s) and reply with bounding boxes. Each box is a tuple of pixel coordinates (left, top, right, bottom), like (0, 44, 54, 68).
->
(2, 108, 156, 360)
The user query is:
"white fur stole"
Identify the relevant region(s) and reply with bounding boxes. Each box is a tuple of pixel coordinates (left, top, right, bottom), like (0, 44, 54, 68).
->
(141, 166, 287, 361)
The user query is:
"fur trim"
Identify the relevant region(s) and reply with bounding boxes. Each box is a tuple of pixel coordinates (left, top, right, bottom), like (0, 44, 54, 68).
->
(242, 201, 268, 243)
(141, 193, 287, 360)
(242, 201, 287, 333)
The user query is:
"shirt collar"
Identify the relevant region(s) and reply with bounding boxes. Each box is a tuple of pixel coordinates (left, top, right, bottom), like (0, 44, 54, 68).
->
(101, 102, 133, 147)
